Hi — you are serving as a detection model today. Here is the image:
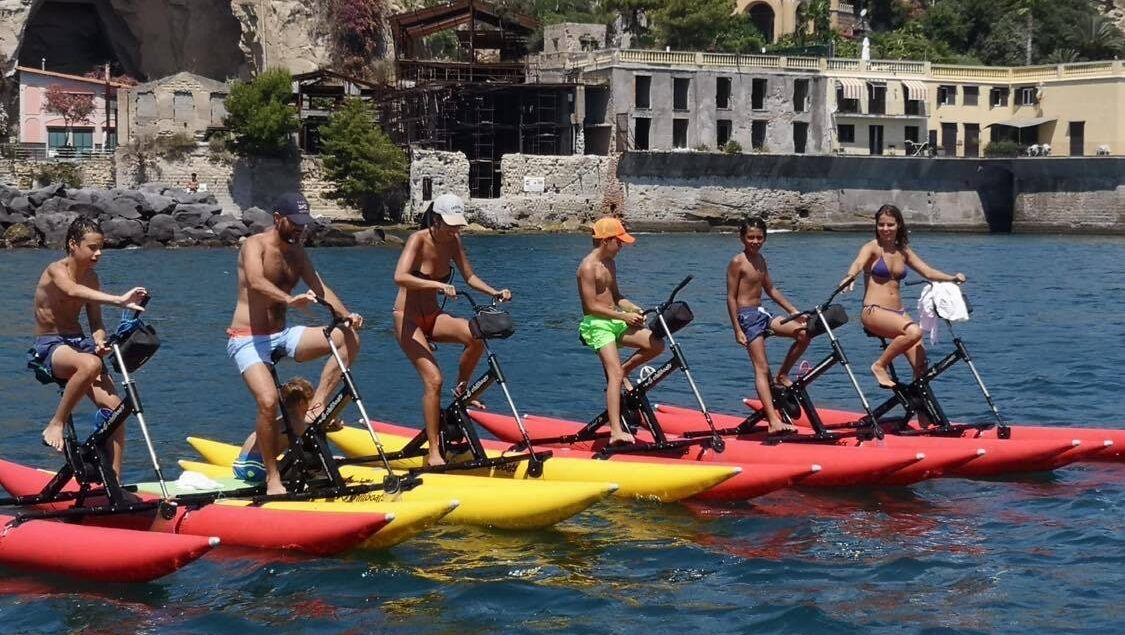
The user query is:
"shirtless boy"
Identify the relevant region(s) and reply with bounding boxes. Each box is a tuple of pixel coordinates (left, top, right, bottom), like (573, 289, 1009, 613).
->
(226, 192, 363, 495)
(30, 217, 147, 475)
(726, 217, 809, 435)
(576, 217, 665, 445)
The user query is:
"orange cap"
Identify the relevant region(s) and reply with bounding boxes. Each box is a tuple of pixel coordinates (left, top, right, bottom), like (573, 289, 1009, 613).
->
(592, 217, 635, 244)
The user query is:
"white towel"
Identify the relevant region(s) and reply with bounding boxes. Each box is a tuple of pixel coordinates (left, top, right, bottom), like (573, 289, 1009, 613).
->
(175, 470, 225, 492)
(917, 282, 969, 345)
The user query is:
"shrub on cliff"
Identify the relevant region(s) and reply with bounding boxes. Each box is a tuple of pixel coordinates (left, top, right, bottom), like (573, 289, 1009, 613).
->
(320, 98, 407, 213)
(224, 69, 299, 157)
(32, 163, 82, 188)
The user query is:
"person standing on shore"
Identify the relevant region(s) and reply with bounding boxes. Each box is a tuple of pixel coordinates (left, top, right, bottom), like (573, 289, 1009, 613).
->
(840, 204, 965, 388)
(29, 217, 147, 476)
(726, 217, 807, 435)
(392, 194, 511, 467)
(226, 192, 363, 495)
(576, 217, 665, 445)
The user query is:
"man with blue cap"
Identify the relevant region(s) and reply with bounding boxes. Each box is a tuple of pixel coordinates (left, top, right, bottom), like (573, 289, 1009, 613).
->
(225, 192, 364, 494)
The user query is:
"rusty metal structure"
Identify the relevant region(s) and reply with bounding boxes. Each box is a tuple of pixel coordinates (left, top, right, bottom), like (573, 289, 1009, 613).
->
(377, 0, 579, 198)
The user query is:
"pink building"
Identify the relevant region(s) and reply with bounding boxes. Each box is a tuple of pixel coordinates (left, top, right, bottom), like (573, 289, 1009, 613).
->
(17, 66, 128, 157)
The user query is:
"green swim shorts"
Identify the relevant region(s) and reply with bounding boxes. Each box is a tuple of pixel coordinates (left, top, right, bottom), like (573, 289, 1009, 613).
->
(578, 315, 629, 351)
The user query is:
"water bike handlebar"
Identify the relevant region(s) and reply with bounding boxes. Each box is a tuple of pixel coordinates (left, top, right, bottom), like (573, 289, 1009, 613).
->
(779, 276, 855, 325)
(451, 289, 508, 313)
(312, 296, 358, 332)
(105, 293, 152, 346)
(642, 276, 693, 316)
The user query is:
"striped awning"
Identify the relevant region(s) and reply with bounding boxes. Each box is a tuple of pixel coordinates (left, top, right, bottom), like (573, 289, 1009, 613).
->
(837, 78, 865, 101)
(902, 80, 928, 101)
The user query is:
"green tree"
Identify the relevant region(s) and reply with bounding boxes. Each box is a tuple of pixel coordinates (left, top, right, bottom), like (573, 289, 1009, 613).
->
(224, 68, 299, 157)
(872, 21, 957, 61)
(654, 0, 765, 53)
(319, 98, 408, 212)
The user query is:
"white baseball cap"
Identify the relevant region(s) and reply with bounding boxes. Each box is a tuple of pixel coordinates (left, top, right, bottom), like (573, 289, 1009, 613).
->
(432, 194, 468, 226)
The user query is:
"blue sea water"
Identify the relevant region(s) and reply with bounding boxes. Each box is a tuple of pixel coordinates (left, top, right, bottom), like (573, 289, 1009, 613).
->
(0, 232, 1122, 634)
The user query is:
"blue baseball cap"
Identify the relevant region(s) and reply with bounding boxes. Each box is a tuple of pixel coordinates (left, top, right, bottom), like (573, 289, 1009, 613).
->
(274, 192, 313, 225)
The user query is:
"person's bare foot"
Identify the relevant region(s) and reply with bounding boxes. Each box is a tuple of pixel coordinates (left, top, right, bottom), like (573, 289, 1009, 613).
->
(265, 477, 288, 496)
(42, 420, 65, 452)
(427, 450, 447, 467)
(453, 382, 486, 409)
(767, 419, 799, 436)
(774, 374, 794, 388)
(608, 431, 635, 446)
(871, 363, 895, 389)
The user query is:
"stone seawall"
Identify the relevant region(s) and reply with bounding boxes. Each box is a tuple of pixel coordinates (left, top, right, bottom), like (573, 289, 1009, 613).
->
(458, 153, 1124, 234)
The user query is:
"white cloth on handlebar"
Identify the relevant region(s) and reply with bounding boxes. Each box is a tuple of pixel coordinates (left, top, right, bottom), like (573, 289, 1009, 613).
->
(917, 282, 969, 345)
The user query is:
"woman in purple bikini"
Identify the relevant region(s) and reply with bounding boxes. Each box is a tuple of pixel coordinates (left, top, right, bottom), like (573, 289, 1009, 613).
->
(840, 204, 965, 389)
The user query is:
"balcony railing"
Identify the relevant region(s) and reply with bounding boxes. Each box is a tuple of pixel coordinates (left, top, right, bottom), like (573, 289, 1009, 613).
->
(558, 50, 1124, 84)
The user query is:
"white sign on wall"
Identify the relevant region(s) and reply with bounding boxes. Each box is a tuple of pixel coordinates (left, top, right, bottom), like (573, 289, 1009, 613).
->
(523, 176, 545, 193)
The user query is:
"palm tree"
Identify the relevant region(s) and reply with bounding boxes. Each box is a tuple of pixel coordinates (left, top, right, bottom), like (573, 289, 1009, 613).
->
(1013, 0, 1039, 65)
(1072, 15, 1125, 61)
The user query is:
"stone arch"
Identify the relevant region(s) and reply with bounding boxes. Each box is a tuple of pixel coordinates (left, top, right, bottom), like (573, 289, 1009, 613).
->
(739, 0, 782, 43)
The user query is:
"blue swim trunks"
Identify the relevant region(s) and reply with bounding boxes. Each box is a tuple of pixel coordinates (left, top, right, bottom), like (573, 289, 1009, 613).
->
(233, 451, 266, 483)
(27, 334, 96, 383)
(737, 306, 773, 343)
(225, 326, 307, 374)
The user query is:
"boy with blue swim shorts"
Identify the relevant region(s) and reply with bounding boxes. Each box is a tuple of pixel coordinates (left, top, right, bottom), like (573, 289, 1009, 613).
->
(29, 217, 148, 477)
(227, 192, 364, 495)
(726, 217, 810, 435)
(576, 217, 665, 445)
(234, 377, 314, 482)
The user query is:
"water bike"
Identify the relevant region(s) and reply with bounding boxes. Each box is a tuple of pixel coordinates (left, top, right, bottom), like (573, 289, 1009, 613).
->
(0, 297, 399, 561)
(466, 279, 965, 488)
(653, 279, 1100, 476)
(186, 297, 619, 529)
(322, 287, 753, 502)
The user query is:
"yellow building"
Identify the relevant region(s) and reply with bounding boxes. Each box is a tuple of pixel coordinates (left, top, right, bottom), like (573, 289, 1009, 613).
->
(827, 59, 1125, 157)
(733, 0, 853, 43)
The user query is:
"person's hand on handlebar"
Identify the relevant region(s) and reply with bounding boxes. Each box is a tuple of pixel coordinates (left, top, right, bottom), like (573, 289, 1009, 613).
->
(494, 288, 512, 302)
(439, 283, 457, 298)
(621, 310, 645, 327)
(118, 287, 149, 312)
(838, 275, 856, 293)
(288, 290, 316, 309)
(345, 312, 364, 329)
(952, 273, 966, 284)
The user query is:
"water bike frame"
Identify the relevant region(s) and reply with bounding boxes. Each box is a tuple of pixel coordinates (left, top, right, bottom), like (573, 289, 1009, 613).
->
(521, 276, 727, 458)
(682, 279, 1010, 442)
(343, 290, 554, 477)
(821, 281, 1010, 439)
(273, 297, 420, 494)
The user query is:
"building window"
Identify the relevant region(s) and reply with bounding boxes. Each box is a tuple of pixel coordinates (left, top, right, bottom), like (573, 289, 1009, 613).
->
(104, 128, 117, 150)
(937, 85, 956, 106)
(137, 92, 157, 119)
(47, 127, 68, 148)
(793, 121, 808, 154)
(717, 119, 733, 146)
(210, 93, 228, 125)
(904, 99, 923, 116)
(71, 128, 94, 153)
(836, 88, 859, 114)
(751, 120, 767, 150)
(634, 117, 650, 150)
(990, 87, 1010, 108)
(716, 77, 731, 110)
(868, 83, 886, 115)
(963, 86, 979, 106)
(905, 126, 920, 144)
(673, 118, 688, 148)
(673, 78, 690, 111)
(793, 79, 809, 113)
(635, 76, 651, 109)
(838, 124, 855, 143)
(173, 91, 194, 123)
(751, 78, 767, 110)
(1016, 86, 1038, 106)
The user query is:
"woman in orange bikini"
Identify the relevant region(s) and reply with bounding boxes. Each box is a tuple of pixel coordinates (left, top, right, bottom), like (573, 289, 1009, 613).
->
(393, 194, 511, 466)
(841, 204, 965, 389)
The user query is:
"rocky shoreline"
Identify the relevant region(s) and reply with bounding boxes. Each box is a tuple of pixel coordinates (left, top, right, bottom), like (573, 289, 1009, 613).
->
(0, 183, 392, 249)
